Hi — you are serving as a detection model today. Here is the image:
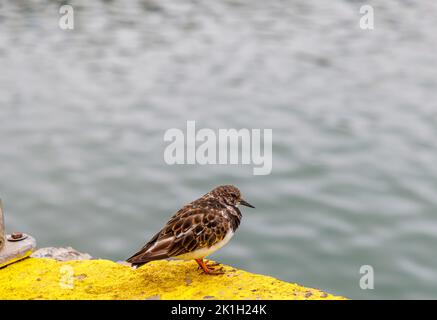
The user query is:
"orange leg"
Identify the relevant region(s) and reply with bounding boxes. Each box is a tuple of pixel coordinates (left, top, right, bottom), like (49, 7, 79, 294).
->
(195, 259, 224, 275)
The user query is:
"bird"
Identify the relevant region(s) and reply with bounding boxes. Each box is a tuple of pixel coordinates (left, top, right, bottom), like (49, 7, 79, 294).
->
(126, 185, 255, 275)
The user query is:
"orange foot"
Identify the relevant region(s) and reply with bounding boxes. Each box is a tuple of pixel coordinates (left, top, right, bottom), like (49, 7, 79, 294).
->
(195, 259, 225, 275)
(196, 259, 221, 270)
(205, 260, 221, 268)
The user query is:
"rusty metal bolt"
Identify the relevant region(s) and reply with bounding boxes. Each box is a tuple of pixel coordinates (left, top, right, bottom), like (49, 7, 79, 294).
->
(11, 232, 23, 240)
(7, 232, 28, 242)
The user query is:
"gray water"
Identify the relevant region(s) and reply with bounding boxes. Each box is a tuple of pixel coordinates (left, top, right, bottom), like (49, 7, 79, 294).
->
(1, 0, 437, 299)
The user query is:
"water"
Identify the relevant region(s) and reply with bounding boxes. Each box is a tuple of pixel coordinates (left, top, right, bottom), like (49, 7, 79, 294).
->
(1, 0, 437, 299)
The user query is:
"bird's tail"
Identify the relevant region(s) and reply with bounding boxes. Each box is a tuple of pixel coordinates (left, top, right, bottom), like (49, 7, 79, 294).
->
(127, 260, 148, 268)
(126, 253, 167, 268)
(126, 254, 150, 268)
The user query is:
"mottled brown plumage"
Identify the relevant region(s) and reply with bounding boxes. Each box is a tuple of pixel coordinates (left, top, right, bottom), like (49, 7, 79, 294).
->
(127, 185, 254, 274)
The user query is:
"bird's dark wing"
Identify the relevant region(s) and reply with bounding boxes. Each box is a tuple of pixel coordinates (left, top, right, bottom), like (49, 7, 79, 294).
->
(126, 202, 229, 265)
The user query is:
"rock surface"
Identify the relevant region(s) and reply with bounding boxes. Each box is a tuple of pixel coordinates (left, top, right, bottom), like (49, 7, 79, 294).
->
(30, 247, 92, 261)
(0, 257, 346, 300)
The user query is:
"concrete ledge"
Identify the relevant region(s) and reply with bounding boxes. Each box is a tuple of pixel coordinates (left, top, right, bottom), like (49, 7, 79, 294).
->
(0, 234, 36, 268)
(0, 257, 345, 300)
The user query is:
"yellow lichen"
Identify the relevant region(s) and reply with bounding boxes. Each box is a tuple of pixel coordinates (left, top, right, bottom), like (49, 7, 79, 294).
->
(0, 258, 345, 300)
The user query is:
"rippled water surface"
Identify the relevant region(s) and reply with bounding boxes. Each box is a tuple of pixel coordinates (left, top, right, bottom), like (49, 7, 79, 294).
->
(1, 0, 437, 299)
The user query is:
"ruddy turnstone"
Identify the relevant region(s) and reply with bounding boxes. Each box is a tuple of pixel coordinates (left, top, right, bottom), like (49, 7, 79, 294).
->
(127, 185, 254, 275)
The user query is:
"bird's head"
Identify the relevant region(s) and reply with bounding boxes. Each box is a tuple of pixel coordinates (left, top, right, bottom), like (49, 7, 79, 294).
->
(209, 185, 255, 208)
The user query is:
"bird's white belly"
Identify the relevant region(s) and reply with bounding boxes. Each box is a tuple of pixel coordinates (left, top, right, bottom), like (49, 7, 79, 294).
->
(175, 231, 234, 260)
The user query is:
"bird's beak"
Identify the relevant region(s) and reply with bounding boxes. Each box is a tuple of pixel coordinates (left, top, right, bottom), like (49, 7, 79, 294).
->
(240, 199, 255, 208)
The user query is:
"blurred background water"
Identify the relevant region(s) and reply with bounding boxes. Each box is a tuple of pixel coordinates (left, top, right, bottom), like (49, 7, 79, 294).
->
(1, 0, 437, 299)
